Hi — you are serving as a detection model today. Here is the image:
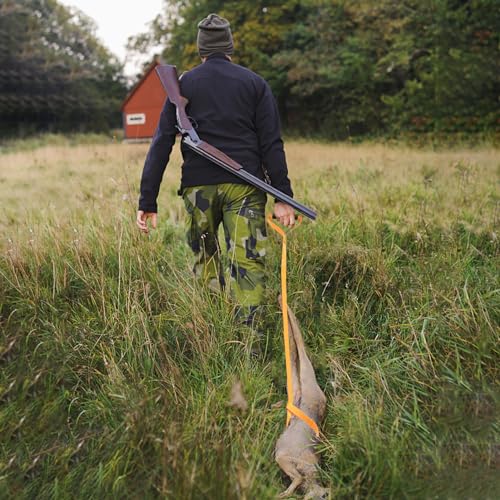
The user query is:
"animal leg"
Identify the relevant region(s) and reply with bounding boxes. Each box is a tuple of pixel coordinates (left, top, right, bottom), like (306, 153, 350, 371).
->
(287, 306, 317, 383)
(304, 484, 330, 500)
(278, 476, 303, 498)
(287, 305, 327, 418)
(276, 455, 303, 497)
(278, 295, 301, 406)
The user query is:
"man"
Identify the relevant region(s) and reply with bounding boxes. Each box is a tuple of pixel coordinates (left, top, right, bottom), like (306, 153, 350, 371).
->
(137, 13, 294, 329)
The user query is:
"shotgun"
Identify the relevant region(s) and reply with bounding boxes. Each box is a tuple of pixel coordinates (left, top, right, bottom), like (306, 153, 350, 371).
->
(155, 64, 317, 221)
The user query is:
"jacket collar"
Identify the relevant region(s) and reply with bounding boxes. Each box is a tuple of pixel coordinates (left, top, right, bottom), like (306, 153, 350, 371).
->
(206, 52, 231, 62)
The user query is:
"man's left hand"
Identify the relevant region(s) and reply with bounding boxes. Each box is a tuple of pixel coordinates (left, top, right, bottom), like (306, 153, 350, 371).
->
(136, 210, 157, 234)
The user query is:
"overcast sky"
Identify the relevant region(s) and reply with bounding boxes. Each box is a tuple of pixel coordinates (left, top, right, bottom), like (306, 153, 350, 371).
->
(58, 0, 163, 77)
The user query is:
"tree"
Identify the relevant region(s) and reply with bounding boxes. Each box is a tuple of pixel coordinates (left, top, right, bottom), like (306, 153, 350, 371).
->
(127, 0, 499, 138)
(381, 0, 500, 133)
(0, 0, 127, 134)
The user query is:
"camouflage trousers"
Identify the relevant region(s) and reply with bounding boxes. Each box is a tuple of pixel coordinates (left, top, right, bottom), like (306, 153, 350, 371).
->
(182, 183, 267, 325)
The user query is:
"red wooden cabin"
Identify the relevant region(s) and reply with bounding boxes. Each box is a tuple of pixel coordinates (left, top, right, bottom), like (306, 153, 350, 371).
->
(121, 58, 167, 141)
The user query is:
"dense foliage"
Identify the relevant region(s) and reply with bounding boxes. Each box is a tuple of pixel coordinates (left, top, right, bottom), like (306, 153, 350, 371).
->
(0, 0, 126, 134)
(128, 0, 499, 138)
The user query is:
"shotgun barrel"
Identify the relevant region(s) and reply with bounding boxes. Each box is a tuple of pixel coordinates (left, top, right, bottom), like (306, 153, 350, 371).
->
(183, 137, 317, 220)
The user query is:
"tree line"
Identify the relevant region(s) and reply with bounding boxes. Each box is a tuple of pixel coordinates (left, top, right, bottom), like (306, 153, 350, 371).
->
(129, 0, 499, 139)
(1, 0, 498, 138)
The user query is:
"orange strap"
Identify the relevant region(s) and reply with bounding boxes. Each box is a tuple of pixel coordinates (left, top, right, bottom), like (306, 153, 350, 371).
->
(266, 214, 320, 438)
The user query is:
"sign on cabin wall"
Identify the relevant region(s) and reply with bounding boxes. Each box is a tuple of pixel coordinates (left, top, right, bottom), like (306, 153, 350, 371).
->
(126, 113, 146, 125)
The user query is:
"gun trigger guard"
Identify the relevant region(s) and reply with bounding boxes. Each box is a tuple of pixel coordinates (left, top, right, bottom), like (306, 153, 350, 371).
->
(176, 125, 198, 143)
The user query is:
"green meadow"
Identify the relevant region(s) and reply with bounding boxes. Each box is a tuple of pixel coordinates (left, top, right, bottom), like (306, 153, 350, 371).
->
(1, 137, 498, 498)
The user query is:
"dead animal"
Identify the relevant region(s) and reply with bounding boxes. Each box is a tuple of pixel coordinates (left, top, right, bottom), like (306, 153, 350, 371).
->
(275, 304, 328, 499)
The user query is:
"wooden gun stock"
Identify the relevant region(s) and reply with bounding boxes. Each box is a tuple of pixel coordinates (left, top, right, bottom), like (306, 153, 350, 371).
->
(155, 65, 192, 132)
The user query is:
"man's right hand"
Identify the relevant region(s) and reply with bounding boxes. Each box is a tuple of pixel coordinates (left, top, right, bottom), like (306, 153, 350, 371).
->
(136, 211, 157, 234)
(273, 202, 295, 227)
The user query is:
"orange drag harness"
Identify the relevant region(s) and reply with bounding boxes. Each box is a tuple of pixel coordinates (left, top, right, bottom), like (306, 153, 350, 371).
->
(266, 214, 320, 438)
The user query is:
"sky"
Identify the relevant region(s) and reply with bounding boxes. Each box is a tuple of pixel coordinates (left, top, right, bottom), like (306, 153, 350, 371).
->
(58, 0, 164, 77)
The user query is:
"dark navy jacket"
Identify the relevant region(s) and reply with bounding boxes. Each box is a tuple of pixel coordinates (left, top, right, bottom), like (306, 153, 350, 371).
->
(138, 53, 293, 212)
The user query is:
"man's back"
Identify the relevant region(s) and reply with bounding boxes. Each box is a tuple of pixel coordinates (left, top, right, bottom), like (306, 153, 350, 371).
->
(181, 54, 262, 170)
(178, 54, 292, 196)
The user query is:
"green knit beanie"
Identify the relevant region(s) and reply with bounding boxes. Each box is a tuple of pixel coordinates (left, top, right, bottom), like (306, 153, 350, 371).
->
(197, 13, 234, 58)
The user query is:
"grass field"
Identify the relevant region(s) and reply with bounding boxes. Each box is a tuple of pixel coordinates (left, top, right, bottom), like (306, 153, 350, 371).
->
(1, 136, 499, 498)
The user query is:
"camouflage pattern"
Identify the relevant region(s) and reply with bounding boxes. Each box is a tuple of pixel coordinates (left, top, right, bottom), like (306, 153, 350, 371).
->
(183, 183, 267, 323)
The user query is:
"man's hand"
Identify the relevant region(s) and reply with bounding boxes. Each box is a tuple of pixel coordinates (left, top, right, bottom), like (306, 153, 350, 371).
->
(273, 202, 295, 227)
(136, 211, 157, 234)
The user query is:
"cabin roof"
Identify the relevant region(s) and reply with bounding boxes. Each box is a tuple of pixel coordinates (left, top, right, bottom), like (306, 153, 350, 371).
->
(121, 56, 162, 111)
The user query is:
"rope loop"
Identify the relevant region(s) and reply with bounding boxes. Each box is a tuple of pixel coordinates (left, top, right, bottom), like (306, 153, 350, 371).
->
(266, 214, 319, 438)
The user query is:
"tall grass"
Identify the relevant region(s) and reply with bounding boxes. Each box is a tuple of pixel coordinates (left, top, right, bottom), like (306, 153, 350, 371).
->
(1, 139, 498, 498)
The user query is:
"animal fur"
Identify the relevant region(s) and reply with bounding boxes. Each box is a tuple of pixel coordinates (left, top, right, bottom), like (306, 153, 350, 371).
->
(275, 304, 328, 499)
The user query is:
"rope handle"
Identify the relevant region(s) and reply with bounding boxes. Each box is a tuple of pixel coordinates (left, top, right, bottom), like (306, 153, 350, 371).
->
(266, 214, 319, 438)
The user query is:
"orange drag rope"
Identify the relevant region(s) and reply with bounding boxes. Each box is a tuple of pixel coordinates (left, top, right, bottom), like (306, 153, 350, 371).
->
(266, 214, 319, 438)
